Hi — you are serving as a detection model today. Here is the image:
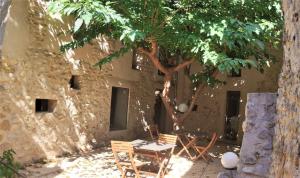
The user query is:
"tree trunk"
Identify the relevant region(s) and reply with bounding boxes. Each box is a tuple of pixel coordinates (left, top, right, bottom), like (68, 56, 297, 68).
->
(270, 1, 300, 177)
(0, 0, 11, 58)
(139, 41, 199, 127)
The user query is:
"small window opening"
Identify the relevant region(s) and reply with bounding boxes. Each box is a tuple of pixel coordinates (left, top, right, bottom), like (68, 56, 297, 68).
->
(192, 105, 198, 111)
(229, 69, 241, 77)
(69, 75, 80, 90)
(110, 87, 129, 130)
(35, 99, 57, 112)
(132, 49, 142, 70)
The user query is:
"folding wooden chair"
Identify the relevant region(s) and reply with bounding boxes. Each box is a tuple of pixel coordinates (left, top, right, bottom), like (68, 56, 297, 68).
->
(111, 140, 165, 178)
(157, 134, 178, 175)
(192, 132, 218, 161)
(158, 134, 177, 155)
(111, 141, 146, 178)
(147, 124, 160, 140)
(176, 134, 199, 159)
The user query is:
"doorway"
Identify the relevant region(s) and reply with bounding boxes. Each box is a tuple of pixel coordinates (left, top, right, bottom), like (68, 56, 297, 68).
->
(224, 91, 240, 140)
(153, 89, 167, 133)
(110, 87, 129, 131)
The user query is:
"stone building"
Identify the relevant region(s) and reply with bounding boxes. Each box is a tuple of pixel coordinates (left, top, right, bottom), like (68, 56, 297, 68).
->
(0, 0, 282, 163)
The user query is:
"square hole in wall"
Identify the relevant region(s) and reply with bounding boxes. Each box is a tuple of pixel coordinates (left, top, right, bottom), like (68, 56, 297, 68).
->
(192, 105, 198, 111)
(229, 69, 241, 77)
(132, 49, 142, 70)
(35, 99, 57, 113)
(69, 75, 80, 90)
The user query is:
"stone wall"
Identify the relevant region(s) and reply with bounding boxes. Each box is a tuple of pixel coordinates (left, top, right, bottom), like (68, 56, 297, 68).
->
(0, 0, 162, 163)
(237, 93, 276, 178)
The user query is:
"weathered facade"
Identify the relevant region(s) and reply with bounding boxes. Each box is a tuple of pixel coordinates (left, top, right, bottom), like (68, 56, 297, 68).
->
(0, 0, 163, 163)
(171, 55, 281, 143)
(0, 0, 282, 163)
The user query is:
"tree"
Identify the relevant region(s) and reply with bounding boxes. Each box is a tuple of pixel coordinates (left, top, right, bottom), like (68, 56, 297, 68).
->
(48, 0, 282, 127)
(0, 0, 11, 58)
(270, 1, 299, 177)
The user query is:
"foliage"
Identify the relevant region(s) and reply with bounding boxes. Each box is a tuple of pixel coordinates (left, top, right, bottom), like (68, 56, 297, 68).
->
(48, 0, 282, 86)
(0, 149, 20, 178)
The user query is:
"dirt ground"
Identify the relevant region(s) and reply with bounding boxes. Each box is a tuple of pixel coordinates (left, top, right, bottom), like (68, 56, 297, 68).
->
(20, 142, 240, 178)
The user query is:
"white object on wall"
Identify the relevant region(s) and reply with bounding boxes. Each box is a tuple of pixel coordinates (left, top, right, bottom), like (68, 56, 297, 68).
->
(178, 103, 188, 113)
(221, 152, 239, 169)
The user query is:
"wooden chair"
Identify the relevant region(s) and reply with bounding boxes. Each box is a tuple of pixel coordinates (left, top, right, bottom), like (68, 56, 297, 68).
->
(147, 124, 160, 140)
(157, 134, 178, 175)
(111, 140, 165, 178)
(158, 134, 177, 154)
(176, 134, 199, 159)
(192, 132, 218, 161)
(138, 134, 177, 161)
(111, 141, 145, 178)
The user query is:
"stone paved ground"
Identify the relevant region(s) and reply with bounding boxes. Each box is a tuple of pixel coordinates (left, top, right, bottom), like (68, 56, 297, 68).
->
(20, 143, 239, 178)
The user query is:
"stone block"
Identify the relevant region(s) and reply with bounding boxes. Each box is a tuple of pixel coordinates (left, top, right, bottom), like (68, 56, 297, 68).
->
(237, 93, 277, 178)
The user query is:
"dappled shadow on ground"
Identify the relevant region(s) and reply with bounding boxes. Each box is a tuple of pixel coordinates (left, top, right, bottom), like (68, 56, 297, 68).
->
(22, 147, 121, 178)
(21, 142, 240, 178)
(178, 141, 240, 178)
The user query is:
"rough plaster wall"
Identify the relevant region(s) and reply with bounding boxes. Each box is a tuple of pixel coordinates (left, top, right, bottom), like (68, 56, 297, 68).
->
(271, 0, 300, 177)
(0, 0, 10, 57)
(178, 53, 281, 142)
(0, 0, 160, 163)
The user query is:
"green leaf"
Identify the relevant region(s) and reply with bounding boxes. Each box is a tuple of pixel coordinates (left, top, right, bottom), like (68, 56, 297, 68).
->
(128, 31, 136, 42)
(82, 13, 93, 27)
(74, 18, 83, 32)
(245, 60, 257, 68)
(255, 39, 265, 50)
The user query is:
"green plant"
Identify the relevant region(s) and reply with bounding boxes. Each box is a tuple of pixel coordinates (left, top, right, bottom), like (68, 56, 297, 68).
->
(0, 149, 20, 178)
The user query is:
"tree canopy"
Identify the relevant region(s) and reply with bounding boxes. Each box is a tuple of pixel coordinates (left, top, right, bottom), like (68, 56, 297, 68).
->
(48, 0, 282, 124)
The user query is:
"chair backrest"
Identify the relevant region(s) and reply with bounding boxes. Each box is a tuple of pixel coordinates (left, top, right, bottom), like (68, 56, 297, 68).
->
(111, 140, 137, 175)
(158, 134, 178, 145)
(111, 140, 134, 154)
(147, 124, 160, 140)
(203, 132, 218, 152)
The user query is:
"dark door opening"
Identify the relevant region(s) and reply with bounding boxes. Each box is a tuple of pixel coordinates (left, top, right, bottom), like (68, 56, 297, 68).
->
(224, 91, 240, 140)
(153, 89, 167, 133)
(110, 87, 129, 130)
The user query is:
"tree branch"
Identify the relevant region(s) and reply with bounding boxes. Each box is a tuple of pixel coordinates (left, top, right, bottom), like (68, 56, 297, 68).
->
(137, 42, 169, 74)
(171, 58, 195, 72)
(161, 75, 179, 122)
(149, 40, 158, 57)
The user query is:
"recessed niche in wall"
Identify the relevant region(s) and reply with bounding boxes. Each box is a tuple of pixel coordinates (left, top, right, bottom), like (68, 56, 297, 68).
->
(192, 105, 198, 111)
(132, 49, 142, 70)
(229, 69, 241, 77)
(69, 75, 80, 90)
(35, 99, 57, 113)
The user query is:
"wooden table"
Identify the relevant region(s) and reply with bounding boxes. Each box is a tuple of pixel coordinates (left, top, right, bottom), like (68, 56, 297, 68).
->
(132, 139, 176, 152)
(131, 139, 176, 176)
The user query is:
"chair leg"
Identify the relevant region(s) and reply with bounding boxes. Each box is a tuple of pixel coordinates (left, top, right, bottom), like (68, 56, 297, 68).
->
(121, 171, 126, 178)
